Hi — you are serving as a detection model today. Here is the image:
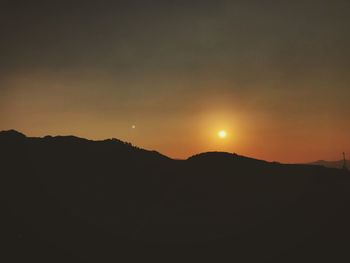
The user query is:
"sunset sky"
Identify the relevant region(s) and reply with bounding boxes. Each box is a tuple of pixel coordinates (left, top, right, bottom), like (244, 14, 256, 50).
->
(1, 0, 349, 162)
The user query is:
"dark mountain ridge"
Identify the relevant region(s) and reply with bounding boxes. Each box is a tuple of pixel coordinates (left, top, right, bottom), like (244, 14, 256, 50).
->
(1, 130, 350, 263)
(309, 159, 350, 169)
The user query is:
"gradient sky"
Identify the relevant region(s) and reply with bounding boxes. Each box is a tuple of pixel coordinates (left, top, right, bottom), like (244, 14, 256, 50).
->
(1, 0, 349, 162)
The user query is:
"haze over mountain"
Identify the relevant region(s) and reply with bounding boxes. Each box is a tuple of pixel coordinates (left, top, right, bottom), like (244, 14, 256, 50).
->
(2, 0, 350, 163)
(1, 130, 350, 262)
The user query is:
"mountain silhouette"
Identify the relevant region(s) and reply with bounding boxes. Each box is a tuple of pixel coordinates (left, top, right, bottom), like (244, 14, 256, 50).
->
(310, 159, 350, 169)
(1, 130, 350, 263)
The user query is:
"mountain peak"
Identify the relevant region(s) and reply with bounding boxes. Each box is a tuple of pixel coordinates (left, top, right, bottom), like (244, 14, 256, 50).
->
(0, 130, 26, 139)
(188, 151, 237, 161)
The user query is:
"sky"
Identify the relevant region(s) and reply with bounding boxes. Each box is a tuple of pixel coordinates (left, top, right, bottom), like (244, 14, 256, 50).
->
(1, 0, 349, 162)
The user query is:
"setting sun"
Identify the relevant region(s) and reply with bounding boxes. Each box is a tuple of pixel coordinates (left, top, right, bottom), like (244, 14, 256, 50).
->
(218, 130, 227, 139)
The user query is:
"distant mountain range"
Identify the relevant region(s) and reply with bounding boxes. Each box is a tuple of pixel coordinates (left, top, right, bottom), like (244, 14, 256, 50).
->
(1, 130, 350, 263)
(309, 159, 349, 169)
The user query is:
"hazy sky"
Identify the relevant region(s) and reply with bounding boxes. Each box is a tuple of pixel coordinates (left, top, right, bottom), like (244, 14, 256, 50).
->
(1, 0, 349, 162)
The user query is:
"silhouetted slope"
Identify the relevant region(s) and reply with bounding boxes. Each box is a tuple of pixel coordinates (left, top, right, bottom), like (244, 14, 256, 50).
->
(1, 131, 350, 263)
(0, 129, 26, 140)
(310, 159, 350, 169)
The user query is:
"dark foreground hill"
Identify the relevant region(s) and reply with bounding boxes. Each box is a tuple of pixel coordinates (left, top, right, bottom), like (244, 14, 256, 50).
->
(1, 130, 350, 263)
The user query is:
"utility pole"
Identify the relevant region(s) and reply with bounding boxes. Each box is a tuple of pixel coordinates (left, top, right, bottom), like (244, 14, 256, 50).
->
(343, 152, 348, 171)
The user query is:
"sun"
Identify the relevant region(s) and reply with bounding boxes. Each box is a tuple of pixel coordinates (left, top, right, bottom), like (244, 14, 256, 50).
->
(218, 130, 227, 139)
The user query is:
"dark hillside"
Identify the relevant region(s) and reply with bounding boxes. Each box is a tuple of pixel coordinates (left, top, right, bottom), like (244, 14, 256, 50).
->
(1, 131, 350, 262)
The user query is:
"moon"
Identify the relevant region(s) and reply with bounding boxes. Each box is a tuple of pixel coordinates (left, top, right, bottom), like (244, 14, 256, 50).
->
(218, 130, 227, 139)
